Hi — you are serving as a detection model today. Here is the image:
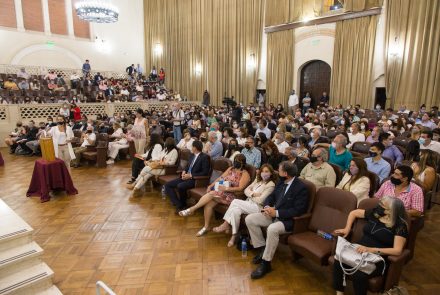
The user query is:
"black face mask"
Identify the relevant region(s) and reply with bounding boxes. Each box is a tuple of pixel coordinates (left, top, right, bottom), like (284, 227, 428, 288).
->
(369, 151, 378, 157)
(310, 156, 318, 163)
(244, 144, 251, 150)
(229, 144, 236, 150)
(57, 121, 64, 125)
(233, 161, 242, 169)
(87, 130, 92, 133)
(390, 176, 403, 185)
(200, 137, 207, 142)
(375, 206, 386, 217)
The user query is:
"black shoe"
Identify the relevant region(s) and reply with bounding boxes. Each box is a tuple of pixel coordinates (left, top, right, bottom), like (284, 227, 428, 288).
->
(251, 260, 272, 279)
(252, 247, 265, 264)
(127, 178, 135, 184)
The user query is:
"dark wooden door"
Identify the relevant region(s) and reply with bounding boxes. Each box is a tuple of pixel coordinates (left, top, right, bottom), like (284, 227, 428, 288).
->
(300, 60, 331, 108)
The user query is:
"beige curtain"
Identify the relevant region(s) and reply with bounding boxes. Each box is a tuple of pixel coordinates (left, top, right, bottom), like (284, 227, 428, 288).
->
(330, 15, 378, 108)
(385, 0, 440, 109)
(289, 0, 322, 22)
(342, 0, 383, 11)
(265, 0, 290, 26)
(266, 30, 295, 106)
(144, 0, 264, 106)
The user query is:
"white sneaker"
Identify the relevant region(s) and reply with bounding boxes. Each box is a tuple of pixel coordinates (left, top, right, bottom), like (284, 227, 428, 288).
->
(106, 159, 115, 164)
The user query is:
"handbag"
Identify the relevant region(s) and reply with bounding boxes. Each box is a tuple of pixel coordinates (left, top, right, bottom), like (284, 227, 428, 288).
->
(148, 161, 162, 169)
(382, 286, 410, 295)
(334, 236, 386, 286)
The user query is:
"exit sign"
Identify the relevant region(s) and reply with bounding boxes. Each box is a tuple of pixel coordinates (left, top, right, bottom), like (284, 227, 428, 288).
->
(46, 41, 55, 47)
(311, 39, 320, 46)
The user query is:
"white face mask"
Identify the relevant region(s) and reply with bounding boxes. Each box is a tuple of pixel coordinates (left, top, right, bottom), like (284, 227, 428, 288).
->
(360, 124, 365, 130)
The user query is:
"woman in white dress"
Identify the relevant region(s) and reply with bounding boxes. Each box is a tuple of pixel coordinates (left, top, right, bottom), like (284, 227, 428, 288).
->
(213, 164, 277, 247)
(107, 124, 133, 164)
(130, 138, 178, 196)
(48, 115, 75, 174)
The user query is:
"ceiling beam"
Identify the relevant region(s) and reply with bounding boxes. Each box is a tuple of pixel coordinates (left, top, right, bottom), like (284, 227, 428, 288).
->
(264, 7, 382, 33)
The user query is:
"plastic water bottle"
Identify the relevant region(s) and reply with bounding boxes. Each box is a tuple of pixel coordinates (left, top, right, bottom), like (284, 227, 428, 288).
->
(241, 240, 247, 258)
(161, 186, 166, 200)
(317, 230, 333, 240)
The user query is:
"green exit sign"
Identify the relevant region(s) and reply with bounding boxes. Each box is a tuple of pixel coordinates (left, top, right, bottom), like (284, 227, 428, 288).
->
(46, 41, 55, 47)
(311, 39, 320, 46)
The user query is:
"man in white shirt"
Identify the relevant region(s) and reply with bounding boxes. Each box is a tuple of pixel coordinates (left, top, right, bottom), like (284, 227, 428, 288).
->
(288, 90, 298, 115)
(72, 126, 96, 167)
(157, 91, 166, 101)
(255, 119, 272, 139)
(347, 123, 366, 149)
(419, 130, 440, 154)
(172, 103, 185, 142)
(273, 132, 289, 154)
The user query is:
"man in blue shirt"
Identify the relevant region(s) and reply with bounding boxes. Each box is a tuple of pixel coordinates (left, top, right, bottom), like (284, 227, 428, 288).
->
(242, 137, 261, 168)
(207, 131, 223, 160)
(82, 59, 91, 76)
(254, 119, 272, 139)
(379, 132, 403, 166)
(365, 142, 391, 183)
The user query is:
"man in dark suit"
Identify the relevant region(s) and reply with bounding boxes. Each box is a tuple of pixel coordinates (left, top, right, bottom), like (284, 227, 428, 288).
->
(245, 161, 309, 279)
(165, 140, 211, 211)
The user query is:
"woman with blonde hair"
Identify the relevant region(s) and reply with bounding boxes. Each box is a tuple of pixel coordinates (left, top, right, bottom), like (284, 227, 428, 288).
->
(411, 149, 437, 191)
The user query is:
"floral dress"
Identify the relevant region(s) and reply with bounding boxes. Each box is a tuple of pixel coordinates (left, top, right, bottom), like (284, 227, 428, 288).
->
(213, 169, 242, 205)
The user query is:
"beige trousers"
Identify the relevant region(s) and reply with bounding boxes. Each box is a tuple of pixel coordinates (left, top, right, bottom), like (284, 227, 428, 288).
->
(245, 213, 288, 261)
(58, 145, 72, 174)
(223, 199, 261, 234)
(134, 139, 146, 154)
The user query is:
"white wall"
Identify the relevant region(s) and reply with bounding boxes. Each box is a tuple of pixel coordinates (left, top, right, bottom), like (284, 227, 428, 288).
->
(0, 0, 145, 71)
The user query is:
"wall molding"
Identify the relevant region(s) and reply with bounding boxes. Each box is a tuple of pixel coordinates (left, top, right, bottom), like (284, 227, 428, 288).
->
(10, 44, 83, 67)
(295, 28, 335, 43)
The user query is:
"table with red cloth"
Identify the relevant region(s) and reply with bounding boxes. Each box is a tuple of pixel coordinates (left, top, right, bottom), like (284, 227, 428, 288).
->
(26, 158, 78, 202)
(0, 151, 4, 166)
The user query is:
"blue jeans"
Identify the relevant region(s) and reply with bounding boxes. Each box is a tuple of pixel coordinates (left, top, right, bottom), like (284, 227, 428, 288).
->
(173, 125, 182, 143)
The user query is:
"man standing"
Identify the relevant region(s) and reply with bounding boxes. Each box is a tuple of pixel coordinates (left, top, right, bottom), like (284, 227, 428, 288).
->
(136, 63, 143, 79)
(126, 64, 135, 76)
(202, 90, 210, 106)
(165, 141, 211, 212)
(288, 90, 298, 115)
(319, 91, 329, 106)
(302, 92, 312, 115)
(172, 103, 185, 143)
(246, 161, 309, 279)
(82, 60, 91, 77)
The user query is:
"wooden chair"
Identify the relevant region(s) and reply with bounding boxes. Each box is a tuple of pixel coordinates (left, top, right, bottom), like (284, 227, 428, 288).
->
(81, 133, 109, 168)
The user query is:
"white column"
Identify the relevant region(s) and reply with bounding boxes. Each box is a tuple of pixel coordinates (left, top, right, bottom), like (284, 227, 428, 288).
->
(41, 0, 51, 35)
(65, 0, 74, 37)
(14, 0, 25, 31)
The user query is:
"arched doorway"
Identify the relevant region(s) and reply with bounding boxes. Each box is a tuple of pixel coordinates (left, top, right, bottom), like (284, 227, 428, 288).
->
(300, 60, 331, 108)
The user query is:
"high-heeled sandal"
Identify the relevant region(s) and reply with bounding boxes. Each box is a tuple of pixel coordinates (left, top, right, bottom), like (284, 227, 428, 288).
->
(213, 223, 230, 233)
(178, 208, 192, 217)
(227, 235, 237, 247)
(196, 227, 208, 237)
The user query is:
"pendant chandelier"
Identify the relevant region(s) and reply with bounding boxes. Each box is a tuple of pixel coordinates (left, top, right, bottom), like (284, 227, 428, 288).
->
(75, 1, 119, 23)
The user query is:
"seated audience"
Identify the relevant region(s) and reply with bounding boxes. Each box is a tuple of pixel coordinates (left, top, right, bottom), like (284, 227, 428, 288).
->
(129, 137, 178, 196)
(107, 125, 133, 164)
(204, 131, 223, 160)
(25, 122, 47, 156)
(224, 138, 241, 161)
(336, 158, 371, 204)
(295, 136, 310, 158)
(300, 148, 336, 188)
(221, 127, 234, 144)
(177, 131, 194, 150)
(365, 142, 391, 183)
(242, 137, 262, 168)
(71, 126, 96, 168)
(315, 134, 353, 171)
(284, 146, 307, 176)
(255, 119, 271, 139)
(419, 129, 440, 154)
(4, 77, 19, 90)
(178, 154, 250, 237)
(273, 132, 289, 154)
(213, 164, 277, 247)
(406, 127, 421, 161)
(347, 123, 366, 149)
(375, 165, 424, 217)
(246, 161, 308, 279)
(411, 149, 437, 191)
(365, 126, 381, 143)
(380, 132, 403, 166)
(333, 197, 408, 295)
(261, 140, 284, 170)
(165, 140, 211, 211)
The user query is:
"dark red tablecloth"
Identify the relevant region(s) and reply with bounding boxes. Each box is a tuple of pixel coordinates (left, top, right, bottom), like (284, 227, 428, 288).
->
(0, 151, 4, 166)
(27, 158, 78, 202)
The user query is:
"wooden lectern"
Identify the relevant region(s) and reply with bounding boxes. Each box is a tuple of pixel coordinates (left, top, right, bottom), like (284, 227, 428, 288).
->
(39, 137, 56, 162)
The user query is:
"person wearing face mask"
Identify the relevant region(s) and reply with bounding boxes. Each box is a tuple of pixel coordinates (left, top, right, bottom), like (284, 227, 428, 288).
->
(366, 126, 381, 143)
(177, 131, 195, 150)
(203, 131, 223, 160)
(314, 134, 352, 171)
(224, 138, 241, 161)
(25, 122, 47, 156)
(71, 125, 96, 168)
(236, 127, 248, 146)
(273, 132, 289, 154)
(300, 148, 336, 188)
(375, 165, 424, 217)
(4, 77, 19, 90)
(405, 127, 421, 161)
(71, 103, 81, 122)
(178, 154, 250, 237)
(308, 128, 324, 149)
(242, 137, 262, 168)
(209, 122, 223, 141)
(284, 146, 306, 175)
(333, 196, 409, 295)
(246, 161, 309, 279)
(347, 123, 366, 149)
(295, 137, 310, 158)
(107, 125, 134, 164)
(59, 103, 70, 118)
(379, 132, 403, 166)
(48, 116, 75, 174)
(365, 142, 391, 183)
(213, 164, 277, 247)
(419, 129, 440, 154)
(221, 127, 234, 145)
(261, 141, 284, 170)
(336, 158, 371, 204)
(254, 119, 271, 140)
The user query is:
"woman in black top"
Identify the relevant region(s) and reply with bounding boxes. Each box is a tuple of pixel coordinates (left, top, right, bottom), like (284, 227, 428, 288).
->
(333, 196, 409, 295)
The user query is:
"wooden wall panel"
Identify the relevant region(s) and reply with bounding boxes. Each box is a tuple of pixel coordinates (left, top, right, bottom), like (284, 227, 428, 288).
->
(22, 0, 44, 32)
(48, 0, 67, 35)
(71, 0, 90, 39)
(0, 0, 17, 28)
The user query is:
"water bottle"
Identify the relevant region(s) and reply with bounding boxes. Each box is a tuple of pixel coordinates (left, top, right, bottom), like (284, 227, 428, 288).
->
(317, 230, 333, 240)
(161, 185, 166, 200)
(241, 240, 247, 258)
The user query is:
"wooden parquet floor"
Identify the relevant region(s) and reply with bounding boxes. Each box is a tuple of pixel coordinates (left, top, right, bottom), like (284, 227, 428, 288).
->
(1, 148, 440, 295)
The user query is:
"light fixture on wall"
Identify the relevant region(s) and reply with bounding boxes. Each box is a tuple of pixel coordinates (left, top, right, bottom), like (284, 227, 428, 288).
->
(195, 63, 202, 75)
(247, 53, 257, 71)
(302, 16, 312, 23)
(154, 43, 163, 56)
(75, 0, 119, 23)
